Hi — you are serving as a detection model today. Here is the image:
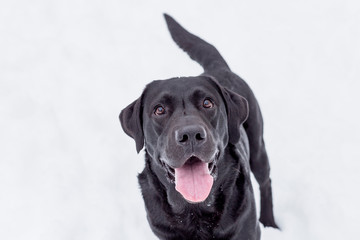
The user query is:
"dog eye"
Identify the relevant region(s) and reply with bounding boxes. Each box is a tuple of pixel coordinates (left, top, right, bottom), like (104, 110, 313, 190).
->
(203, 99, 214, 108)
(154, 106, 166, 115)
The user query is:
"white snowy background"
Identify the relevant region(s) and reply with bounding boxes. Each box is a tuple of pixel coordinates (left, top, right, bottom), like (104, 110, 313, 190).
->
(1, 0, 359, 239)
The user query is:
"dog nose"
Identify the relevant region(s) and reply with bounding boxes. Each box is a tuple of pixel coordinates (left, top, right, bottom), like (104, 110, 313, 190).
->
(175, 125, 207, 145)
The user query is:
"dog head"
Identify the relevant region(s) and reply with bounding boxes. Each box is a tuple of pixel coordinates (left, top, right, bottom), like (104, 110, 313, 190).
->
(120, 75, 248, 203)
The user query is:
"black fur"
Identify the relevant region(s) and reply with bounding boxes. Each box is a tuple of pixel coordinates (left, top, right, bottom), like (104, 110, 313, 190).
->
(120, 14, 278, 240)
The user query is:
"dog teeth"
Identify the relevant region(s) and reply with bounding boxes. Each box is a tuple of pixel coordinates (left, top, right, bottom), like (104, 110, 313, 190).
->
(208, 162, 213, 173)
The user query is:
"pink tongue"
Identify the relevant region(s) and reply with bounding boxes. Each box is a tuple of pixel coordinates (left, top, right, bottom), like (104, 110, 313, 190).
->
(174, 161, 214, 203)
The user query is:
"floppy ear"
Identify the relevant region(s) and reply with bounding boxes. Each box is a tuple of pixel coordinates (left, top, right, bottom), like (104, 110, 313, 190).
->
(119, 96, 144, 153)
(221, 87, 249, 144)
(207, 76, 249, 145)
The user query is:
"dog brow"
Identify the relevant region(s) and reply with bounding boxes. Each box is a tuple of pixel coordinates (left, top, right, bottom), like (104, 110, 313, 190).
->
(192, 89, 208, 99)
(155, 93, 175, 104)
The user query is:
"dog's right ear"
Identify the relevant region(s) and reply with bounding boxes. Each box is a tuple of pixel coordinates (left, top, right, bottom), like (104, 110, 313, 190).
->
(119, 96, 144, 153)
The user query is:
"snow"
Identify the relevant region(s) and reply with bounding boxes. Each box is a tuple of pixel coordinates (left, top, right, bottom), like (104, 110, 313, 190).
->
(1, 0, 359, 239)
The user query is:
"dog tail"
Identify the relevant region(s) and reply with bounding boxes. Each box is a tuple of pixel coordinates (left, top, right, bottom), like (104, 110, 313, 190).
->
(164, 14, 230, 72)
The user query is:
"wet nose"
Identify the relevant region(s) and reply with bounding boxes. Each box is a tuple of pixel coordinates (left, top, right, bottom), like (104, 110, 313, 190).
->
(175, 125, 207, 146)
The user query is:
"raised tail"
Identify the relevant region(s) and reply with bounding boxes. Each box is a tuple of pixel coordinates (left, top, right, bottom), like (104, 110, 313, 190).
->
(164, 14, 230, 72)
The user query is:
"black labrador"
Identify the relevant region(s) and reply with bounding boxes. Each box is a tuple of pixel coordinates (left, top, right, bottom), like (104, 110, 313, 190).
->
(120, 14, 278, 240)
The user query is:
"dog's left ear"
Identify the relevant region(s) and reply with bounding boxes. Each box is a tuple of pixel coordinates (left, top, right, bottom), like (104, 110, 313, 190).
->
(119, 96, 144, 153)
(222, 88, 249, 144)
(208, 77, 249, 145)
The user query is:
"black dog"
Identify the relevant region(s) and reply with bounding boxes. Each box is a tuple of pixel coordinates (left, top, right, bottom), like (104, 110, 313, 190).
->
(120, 14, 278, 240)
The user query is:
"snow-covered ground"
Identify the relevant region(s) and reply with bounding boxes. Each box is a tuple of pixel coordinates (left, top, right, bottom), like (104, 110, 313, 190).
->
(1, 0, 359, 239)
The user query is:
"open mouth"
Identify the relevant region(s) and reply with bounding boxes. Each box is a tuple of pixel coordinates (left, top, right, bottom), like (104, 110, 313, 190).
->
(161, 155, 218, 183)
(175, 156, 218, 203)
(159, 151, 220, 203)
